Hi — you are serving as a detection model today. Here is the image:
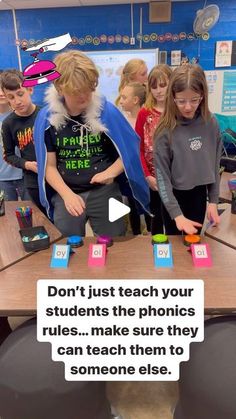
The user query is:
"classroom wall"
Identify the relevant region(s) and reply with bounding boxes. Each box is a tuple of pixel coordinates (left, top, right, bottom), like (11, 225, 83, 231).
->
(0, 11, 19, 69)
(0, 0, 236, 109)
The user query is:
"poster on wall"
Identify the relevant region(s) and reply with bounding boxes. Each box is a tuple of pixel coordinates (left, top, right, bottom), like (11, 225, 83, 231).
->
(215, 40, 232, 67)
(171, 50, 181, 66)
(231, 41, 236, 66)
(221, 71, 236, 112)
(205, 71, 217, 95)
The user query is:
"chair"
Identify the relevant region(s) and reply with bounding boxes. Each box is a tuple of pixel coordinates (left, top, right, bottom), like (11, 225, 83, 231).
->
(221, 129, 236, 158)
(214, 113, 236, 158)
(174, 315, 236, 419)
(0, 318, 112, 419)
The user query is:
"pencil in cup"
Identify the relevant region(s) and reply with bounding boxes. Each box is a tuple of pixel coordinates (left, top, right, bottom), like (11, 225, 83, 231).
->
(15, 206, 33, 229)
(0, 190, 5, 216)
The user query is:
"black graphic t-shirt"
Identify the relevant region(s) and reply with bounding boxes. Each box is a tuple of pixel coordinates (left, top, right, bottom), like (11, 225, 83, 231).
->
(45, 115, 119, 193)
(1, 106, 41, 188)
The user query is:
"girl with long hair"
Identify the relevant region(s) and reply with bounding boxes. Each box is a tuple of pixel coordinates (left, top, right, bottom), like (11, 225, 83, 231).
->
(154, 64, 222, 235)
(116, 58, 148, 106)
(136, 64, 172, 234)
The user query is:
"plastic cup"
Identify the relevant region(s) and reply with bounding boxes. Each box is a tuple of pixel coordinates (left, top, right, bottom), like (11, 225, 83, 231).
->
(231, 192, 236, 214)
(0, 198, 5, 216)
(16, 210, 33, 229)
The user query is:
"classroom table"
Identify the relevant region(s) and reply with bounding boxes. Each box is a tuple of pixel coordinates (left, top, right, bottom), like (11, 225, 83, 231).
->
(219, 171, 236, 203)
(205, 204, 236, 250)
(0, 201, 62, 272)
(0, 236, 236, 316)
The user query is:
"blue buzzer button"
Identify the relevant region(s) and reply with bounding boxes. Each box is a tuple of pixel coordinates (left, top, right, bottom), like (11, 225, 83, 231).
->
(67, 235, 84, 248)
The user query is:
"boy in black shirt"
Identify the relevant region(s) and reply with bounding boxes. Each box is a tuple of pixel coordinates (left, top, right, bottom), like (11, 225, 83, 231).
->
(42, 51, 125, 237)
(34, 50, 150, 237)
(0, 69, 43, 211)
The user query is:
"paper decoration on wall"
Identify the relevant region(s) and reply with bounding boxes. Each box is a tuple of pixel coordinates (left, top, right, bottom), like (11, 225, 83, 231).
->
(115, 35, 122, 43)
(122, 36, 130, 44)
(93, 37, 100, 45)
(159, 51, 167, 64)
(179, 32, 187, 41)
(205, 71, 217, 94)
(172, 34, 179, 42)
(143, 35, 150, 43)
(21, 33, 72, 87)
(181, 55, 199, 66)
(191, 57, 199, 64)
(187, 33, 195, 41)
(215, 40, 232, 67)
(85, 35, 93, 44)
(150, 33, 158, 41)
(165, 33, 172, 41)
(202, 32, 210, 41)
(171, 50, 181, 66)
(17, 30, 209, 52)
(108, 36, 115, 44)
(181, 56, 189, 66)
(100, 34, 107, 43)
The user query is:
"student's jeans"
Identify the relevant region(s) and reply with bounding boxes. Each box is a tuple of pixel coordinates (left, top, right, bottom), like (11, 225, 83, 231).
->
(127, 195, 151, 235)
(27, 187, 48, 216)
(127, 189, 164, 235)
(161, 185, 207, 235)
(52, 182, 126, 237)
(149, 189, 164, 235)
(0, 178, 27, 201)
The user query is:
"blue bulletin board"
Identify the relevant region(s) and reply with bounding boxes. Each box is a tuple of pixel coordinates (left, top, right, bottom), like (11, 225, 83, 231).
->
(221, 71, 236, 112)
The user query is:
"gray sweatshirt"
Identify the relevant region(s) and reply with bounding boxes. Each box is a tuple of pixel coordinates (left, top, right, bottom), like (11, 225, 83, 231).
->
(154, 114, 222, 220)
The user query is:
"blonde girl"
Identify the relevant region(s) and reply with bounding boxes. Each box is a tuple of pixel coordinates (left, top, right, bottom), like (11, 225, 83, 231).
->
(116, 58, 148, 106)
(119, 82, 146, 129)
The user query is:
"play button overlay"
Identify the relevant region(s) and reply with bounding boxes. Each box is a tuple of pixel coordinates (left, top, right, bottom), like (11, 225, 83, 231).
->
(108, 198, 130, 222)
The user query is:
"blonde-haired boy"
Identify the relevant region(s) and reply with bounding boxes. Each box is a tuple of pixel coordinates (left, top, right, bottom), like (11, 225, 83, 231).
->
(34, 50, 150, 237)
(54, 50, 99, 94)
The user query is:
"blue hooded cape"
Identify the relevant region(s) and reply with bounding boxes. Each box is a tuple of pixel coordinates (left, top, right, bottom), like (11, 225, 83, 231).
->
(34, 94, 150, 220)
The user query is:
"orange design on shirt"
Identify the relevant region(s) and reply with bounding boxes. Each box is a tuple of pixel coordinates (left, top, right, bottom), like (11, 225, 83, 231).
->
(17, 127, 34, 149)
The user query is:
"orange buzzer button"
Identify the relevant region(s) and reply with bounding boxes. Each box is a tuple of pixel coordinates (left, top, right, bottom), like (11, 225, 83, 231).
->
(184, 234, 201, 246)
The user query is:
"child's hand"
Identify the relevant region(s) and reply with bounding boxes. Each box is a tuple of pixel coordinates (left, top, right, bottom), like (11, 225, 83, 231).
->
(25, 161, 38, 173)
(175, 215, 202, 234)
(146, 176, 158, 191)
(207, 203, 220, 226)
(63, 191, 85, 216)
(90, 170, 114, 185)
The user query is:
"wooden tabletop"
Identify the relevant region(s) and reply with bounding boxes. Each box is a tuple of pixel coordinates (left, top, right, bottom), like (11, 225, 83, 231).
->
(0, 201, 62, 271)
(220, 171, 236, 203)
(0, 236, 236, 316)
(205, 204, 236, 250)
